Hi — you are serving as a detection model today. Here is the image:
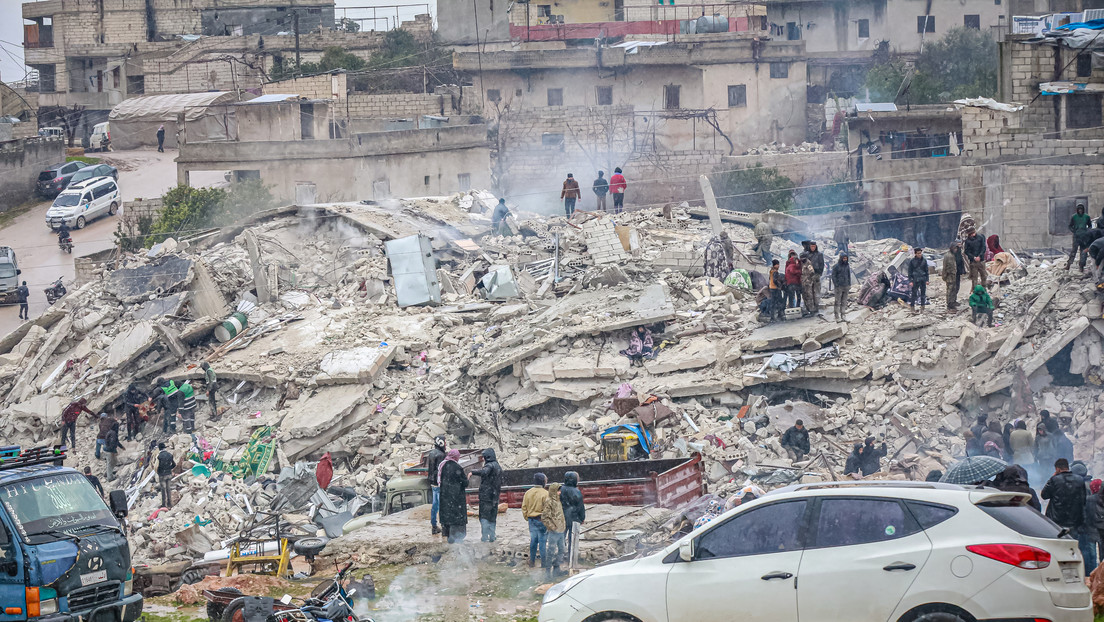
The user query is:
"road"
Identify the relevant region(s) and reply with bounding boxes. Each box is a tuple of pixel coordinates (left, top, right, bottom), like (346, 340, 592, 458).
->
(0, 149, 225, 337)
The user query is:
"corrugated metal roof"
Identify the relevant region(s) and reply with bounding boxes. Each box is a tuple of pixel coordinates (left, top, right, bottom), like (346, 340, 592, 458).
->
(109, 92, 238, 121)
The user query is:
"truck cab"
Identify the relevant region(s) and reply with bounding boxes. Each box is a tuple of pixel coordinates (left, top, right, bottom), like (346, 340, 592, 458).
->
(0, 247, 20, 304)
(0, 446, 141, 622)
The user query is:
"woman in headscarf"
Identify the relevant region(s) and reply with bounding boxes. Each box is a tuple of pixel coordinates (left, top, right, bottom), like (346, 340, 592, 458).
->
(469, 448, 503, 542)
(437, 449, 469, 544)
(619, 326, 656, 366)
(992, 465, 1041, 511)
(703, 233, 734, 279)
(985, 235, 1005, 261)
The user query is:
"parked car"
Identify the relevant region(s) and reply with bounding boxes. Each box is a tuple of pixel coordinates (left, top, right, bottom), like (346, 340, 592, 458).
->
(38, 126, 64, 138)
(67, 163, 118, 187)
(0, 247, 20, 304)
(90, 121, 110, 151)
(36, 161, 83, 198)
(539, 481, 1092, 622)
(46, 177, 121, 230)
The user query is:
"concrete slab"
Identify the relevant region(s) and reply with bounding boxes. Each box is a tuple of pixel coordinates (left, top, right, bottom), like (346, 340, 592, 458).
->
(107, 255, 194, 303)
(525, 356, 558, 383)
(534, 378, 611, 402)
(279, 384, 372, 460)
(106, 321, 157, 368)
(316, 344, 396, 385)
(741, 318, 847, 353)
(643, 338, 716, 374)
(767, 401, 825, 432)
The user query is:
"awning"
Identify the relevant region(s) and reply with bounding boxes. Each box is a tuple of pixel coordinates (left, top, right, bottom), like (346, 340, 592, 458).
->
(243, 94, 300, 104)
(1038, 81, 1104, 95)
(108, 91, 239, 122)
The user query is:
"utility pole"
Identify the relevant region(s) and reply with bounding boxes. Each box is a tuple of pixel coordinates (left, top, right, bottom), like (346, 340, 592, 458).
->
(294, 10, 301, 72)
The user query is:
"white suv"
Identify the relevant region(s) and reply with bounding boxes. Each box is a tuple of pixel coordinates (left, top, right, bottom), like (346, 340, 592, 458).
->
(540, 482, 1091, 622)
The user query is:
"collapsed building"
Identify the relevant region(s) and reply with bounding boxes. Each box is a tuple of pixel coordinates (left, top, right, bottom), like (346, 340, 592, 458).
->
(1, 176, 1102, 575)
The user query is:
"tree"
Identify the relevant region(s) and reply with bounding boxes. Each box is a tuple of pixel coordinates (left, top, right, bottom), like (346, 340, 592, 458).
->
(708, 165, 795, 213)
(137, 180, 276, 247)
(862, 27, 997, 104)
(338, 17, 360, 33)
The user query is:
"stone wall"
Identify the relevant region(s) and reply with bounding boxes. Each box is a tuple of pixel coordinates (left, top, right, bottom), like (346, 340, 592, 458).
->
(346, 88, 479, 119)
(263, 72, 347, 100)
(0, 137, 65, 211)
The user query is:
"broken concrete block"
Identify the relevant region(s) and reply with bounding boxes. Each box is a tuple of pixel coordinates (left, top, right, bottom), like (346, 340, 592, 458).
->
(767, 401, 825, 432)
(644, 338, 716, 374)
(525, 357, 558, 383)
(106, 321, 157, 368)
(317, 344, 396, 385)
(534, 379, 610, 402)
(107, 255, 194, 304)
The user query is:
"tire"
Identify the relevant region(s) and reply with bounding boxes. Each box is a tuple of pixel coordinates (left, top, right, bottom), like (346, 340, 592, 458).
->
(75, 216, 86, 229)
(293, 536, 328, 557)
(206, 587, 241, 622)
(221, 595, 248, 622)
(911, 613, 968, 622)
(180, 565, 207, 585)
(109, 202, 119, 215)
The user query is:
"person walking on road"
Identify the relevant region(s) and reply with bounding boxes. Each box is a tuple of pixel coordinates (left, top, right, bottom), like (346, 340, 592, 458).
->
(427, 435, 447, 536)
(156, 125, 166, 152)
(470, 448, 503, 542)
(16, 280, 29, 320)
(831, 254, 852, 322)
(438, 448, 469, 544)
(592, 171, 609, 212)
(561, 174, 581, 217)
(523, 473, 550, 568)
(609, 168, 627, 213)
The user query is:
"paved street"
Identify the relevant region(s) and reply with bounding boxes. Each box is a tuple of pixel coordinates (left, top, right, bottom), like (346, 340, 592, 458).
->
(0, 149, 222, 337)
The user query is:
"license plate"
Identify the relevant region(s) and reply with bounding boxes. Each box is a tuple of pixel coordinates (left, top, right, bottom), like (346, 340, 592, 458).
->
(1062, 565, 1080, 583)
(80, 570, 107, 586)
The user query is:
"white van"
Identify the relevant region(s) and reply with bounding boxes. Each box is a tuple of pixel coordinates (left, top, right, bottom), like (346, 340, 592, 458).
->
(38, 127, 64, 138)
(90, 121, 110, 151)
(46, 177, 120, 230)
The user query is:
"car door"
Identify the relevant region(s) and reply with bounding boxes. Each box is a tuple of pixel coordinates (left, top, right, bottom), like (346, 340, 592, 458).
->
(797, 497, 933, 622)
(666, 500, 808, 622)
(90, 185, 107, 217)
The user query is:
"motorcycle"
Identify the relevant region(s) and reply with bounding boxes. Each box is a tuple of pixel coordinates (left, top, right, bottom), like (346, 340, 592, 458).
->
(45, 277, 66, 305)
(58, 235, 73, 254)
(268, 563, 373, 622)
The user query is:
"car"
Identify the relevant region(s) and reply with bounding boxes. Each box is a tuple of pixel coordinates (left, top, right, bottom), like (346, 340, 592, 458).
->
(0, 247, 20, 304)
(90, 121, 110, 151)
(38, 126, 64, 138)
(67, 163, 118, 187)
(36, 161, 83, 197)
(539, 481, 1092, 622)
(45, 177, 120, 230)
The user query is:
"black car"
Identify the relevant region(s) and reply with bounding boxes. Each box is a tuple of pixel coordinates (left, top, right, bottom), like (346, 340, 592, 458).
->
(67, 163, 118, 188)
(36, 161, 84, 198)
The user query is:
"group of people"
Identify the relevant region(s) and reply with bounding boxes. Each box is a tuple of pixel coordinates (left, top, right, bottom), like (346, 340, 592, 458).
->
(753, 241, 834, 321)
(561, 169, 627, 217)
(1066, 202, 1104, 279)
(964, 411, 1073, 486)
(426, 436, 585, 578)
(843, 436, 889, 479)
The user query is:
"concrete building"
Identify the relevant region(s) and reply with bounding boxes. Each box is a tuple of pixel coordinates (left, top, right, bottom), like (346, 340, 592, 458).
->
(177, 98, 491, 203)
(454, 37, 807, 208)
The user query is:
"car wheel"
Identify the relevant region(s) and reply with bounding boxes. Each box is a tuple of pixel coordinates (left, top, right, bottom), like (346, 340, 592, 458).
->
(75, 216, 86, 229)
(206, 587, 241, 621)
(912, 613, 968, 622)
(221, 596, 248, 622)
(293, 536, 328, 557)
(109, 202, 119, 215)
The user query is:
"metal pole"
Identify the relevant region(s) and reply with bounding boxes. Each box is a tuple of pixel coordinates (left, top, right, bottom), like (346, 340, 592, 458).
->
(294, 10, 301, 71)
(553, 232, 561, 282)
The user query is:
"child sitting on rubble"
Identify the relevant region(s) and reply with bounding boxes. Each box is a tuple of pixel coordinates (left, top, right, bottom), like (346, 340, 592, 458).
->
(969, 284, 994, 327)
(619, 326, 657, 366)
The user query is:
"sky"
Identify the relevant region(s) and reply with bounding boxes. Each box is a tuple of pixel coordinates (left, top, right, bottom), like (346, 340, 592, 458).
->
(0, 0, 438, 85)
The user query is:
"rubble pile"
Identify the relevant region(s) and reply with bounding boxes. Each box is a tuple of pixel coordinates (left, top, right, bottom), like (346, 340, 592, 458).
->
(1, 193, 1102, 568)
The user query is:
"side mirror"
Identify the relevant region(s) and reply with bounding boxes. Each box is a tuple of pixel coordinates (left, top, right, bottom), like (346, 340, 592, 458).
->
(678, 539, 694, 562)
(108, 490, 128, 518)
(15, 270, 20, 275)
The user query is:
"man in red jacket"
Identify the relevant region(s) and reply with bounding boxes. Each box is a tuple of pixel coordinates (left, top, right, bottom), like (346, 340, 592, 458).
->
(60, 397, 96, 449)
(609, 167, 627, 213)
(784, 249, 802, 310)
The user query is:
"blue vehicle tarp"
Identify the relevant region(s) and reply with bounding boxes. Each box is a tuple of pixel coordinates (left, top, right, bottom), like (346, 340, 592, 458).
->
(600, 423, 653, 455)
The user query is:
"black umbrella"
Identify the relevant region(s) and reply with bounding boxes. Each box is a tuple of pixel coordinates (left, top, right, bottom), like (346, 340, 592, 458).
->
(940, 455, 1008, 485)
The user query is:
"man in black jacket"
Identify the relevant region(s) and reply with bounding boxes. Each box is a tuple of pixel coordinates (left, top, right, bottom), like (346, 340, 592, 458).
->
(103, 421, 124, 482)
(560, 471, 586, 561)
(156, 442, 175, 508)
(1043, 458, 1091, 568)
(861, 436, 887, 476)
(907, 247, 929, 312)
(470, 448, 503, 542)
(831, 255, 852, 322)
(781, 420, 810, 462)
(844, 443, 864, 479)
(83, 466, 104, 498)
(963, 228, 987, 288)
(426, 435, 447, 536)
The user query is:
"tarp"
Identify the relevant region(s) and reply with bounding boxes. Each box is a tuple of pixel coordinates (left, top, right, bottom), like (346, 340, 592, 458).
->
(109, 91, 238, 122)
(600, 423, 653, 455)
(243, 94, 300, 104)
(1038, 81, 1104, 95)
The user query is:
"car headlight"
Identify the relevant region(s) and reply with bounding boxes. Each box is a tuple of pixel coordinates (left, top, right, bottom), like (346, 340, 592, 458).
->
(40, 597, 58, 615)
(124, 567, 134, 596)
(542, 573, 589, 605)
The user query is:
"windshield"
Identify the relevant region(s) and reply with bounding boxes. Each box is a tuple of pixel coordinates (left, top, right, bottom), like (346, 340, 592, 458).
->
(70, 170, 94, 183)
(0, 263, 15, 279)
(1, 473, 117, 542)
(53, 194, 82, 208)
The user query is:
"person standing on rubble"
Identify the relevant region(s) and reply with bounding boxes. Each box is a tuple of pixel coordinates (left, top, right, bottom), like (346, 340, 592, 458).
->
(95, 412, 115, 459)
(123, 383, 147, 441)
(907, 247, 929, 312)
(964, 228, 987, 288)
(155, 378, 180, 435)
(177, 380, 197, 433)
(703, 232, 734, 280)
(800, 256, 817, 316)
(491, 198, 512, 236)
(784, 250, 802, 309)
(60, 397, 96, 449)
(560, 173, 581, 217)
(803, 242, 825, 312)
(470, 448, 503, 542)
(542, 483, 567, 579)
(834, 215, 851, 255)
(969, 284, 995, 327)
(942, 241, 965, 311)
(753, 221, 773, 265)
(1090, 235, 1104, 280)
(560, 472, 585, 562)
(592, 171, 609, 212)
(1034, 422, 1060, 477)
(427, 435, 447, 536)
(523, 473, 550, 568)
(438, 448, 469, 544)
(768, 260, 784, 322)
(201, 362, 218, 417)
(156, 442, 175, 508)
(1074, 225, 1104, 274)
(831, 254, 852, 322)
(1010, 420, 1036, 469)
(83, 466, 105, 498)
(781, 420, 810, 463)
(1068, 203, 1093, 270)
(981, 421, 1005, 460)
(844, 443, 864, 479)
(609, 167, 627, 214)
(1047, 418, 1074, 463)
(103, 420, 123, 482)
(861, 436, 887, 476)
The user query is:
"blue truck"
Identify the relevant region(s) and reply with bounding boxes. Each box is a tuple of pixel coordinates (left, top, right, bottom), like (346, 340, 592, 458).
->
(0, 445, 141, 622)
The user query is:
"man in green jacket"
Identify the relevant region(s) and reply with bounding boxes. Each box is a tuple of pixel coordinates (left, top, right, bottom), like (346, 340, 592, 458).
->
(1068, 203, 1093, 270)
(969, 284, 994, 327)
